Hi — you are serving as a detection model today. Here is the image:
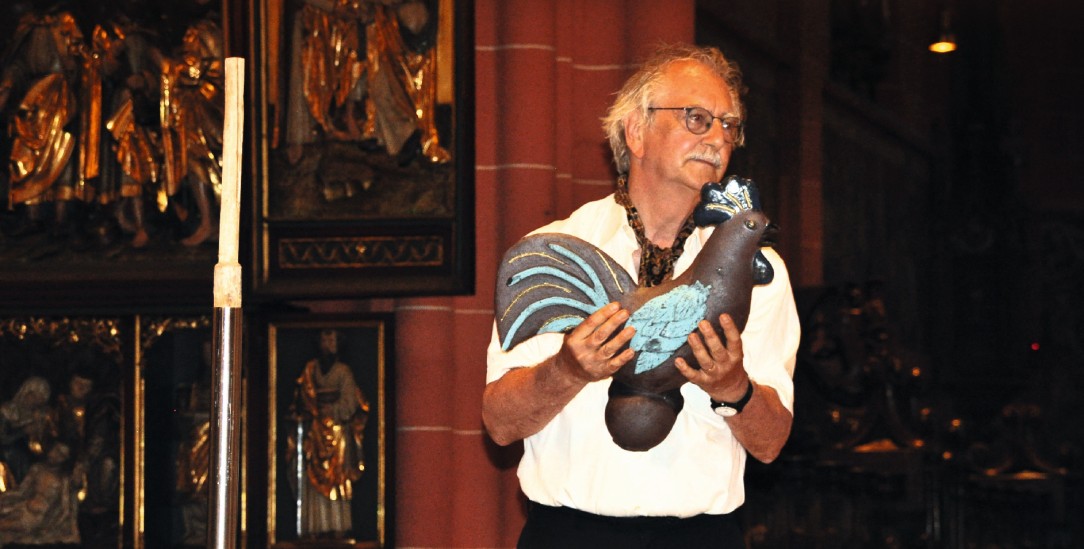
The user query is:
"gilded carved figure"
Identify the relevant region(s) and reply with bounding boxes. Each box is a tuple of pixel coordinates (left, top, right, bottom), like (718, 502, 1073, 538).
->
(0, 1, 226, 251)
(285, 0, 367, 163)
(0, 5, 85, 237)
(55, 367, 121, 546)
(263, 0, 458, 224)
(362, 0, 449, 165)
(159, 15, 225, 246)
(286, 0, 448, 166)
(174, 339, 213, 546)
(0, 377, 54, 488)
(288, 329, 370, 539)
(102, 18, 166, 249)
(0, 443, 81, 547)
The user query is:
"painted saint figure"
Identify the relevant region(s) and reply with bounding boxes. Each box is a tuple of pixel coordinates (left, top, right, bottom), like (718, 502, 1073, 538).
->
(289, 329, 370, 538)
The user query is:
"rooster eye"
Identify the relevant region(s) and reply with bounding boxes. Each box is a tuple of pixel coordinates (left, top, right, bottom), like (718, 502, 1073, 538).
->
(744, 219, 757, 230)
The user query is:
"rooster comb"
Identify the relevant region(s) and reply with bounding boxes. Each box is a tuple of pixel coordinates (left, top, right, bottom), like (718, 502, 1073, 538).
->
(693, 175, 761, 227)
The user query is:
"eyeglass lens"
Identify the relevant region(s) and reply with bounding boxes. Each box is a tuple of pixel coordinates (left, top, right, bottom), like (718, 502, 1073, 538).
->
(684, 107, 740, 142)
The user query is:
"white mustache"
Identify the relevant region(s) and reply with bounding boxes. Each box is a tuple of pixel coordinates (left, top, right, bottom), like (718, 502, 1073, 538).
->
(684, 150, 722, 168)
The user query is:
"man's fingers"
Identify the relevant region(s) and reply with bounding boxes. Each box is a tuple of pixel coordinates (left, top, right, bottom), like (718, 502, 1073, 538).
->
(609, 325, 636, 348)
(686, 315, 744, 373)
(695, 320, 728, 358)
(571, 303, 619, 337)
(718, 313, 743, 353)
(599, 326, 635, 360)
(563, 304, 636, 380)
(594, 308, 631, 345)
(609, 347, 635, 369)
(571, 302, 626, 343)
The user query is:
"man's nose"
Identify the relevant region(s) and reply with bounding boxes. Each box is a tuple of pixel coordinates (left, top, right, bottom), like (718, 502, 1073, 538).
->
(701, 120, 729, 148)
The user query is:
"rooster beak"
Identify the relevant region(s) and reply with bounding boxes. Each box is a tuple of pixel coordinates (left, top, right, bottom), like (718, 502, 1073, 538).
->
(759, 222, 780, 247)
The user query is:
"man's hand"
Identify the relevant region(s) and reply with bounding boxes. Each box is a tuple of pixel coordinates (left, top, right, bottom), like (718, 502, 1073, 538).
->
(556, 302, 636, 383)
(482, 302, 636, 446)
(674, 313, 792, 462)
(674, 313, 750, 402)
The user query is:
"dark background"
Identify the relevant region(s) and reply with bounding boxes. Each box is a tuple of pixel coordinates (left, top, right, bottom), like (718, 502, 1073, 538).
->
(697, 0, 1083, 546)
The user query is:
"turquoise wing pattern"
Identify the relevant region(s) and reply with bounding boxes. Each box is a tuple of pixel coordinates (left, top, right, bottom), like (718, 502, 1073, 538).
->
(627, 281, 711, 374)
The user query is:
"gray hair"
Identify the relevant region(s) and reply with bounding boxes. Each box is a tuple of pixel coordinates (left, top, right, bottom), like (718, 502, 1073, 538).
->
(601, 44, 746, 175)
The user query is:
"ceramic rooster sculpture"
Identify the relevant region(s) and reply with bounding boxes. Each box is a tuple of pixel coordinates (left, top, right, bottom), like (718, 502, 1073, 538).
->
(495, 175, 777, 451)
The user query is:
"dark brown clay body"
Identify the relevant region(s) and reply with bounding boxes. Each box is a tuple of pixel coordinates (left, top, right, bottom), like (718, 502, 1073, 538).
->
(495, 177, 775, 451)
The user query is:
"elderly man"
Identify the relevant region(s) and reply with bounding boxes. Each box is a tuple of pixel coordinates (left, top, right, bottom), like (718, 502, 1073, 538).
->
(483, 43, 800, 548)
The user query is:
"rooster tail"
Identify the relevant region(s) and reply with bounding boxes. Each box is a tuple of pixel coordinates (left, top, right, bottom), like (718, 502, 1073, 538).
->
(495, 233, 636, 351)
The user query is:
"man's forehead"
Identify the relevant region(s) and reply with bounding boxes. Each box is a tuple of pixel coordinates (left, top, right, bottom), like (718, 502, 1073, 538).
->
(656, 61, 734, 109)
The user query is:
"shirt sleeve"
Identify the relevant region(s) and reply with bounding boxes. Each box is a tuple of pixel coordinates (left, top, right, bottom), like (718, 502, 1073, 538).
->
(740, 247, 801, 412)
(486, 323, 564, 384)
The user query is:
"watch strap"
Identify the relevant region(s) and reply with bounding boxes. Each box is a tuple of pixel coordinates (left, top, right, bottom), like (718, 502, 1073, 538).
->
(710, 379, 754, 415)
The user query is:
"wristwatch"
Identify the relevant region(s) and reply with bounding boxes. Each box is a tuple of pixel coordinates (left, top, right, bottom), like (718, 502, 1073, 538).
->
(710, 380, 754, 417)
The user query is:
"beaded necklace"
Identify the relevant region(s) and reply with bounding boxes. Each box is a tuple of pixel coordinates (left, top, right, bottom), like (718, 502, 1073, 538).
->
(614, 177, 697, 287)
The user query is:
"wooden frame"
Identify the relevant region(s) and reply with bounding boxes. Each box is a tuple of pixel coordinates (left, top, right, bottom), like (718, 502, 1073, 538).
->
(0, 0, 238, 311)
(262, 313, 393, 548)
(249, 0, 475, 300)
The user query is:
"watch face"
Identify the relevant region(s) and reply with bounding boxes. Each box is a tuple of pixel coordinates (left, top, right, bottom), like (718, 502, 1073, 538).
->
(713, 405, 738, 417)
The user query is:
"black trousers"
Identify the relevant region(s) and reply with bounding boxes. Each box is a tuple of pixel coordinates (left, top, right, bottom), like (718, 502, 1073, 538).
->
(517, 501, 745, 549)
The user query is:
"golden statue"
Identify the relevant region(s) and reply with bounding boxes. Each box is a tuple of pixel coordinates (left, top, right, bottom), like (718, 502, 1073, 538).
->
(101, 21, 166, 249)
(286, 0, 367, 158)
(159, 16, 225, 247)
(284, 0, 450, 167)
(361, 0, 450, 164)
(7, 72, 76, 206)
(0, 443, 80, 546)
(1, 9, 84, 230)
(176, 420, 211, 545)
(1, 8, 136, 240)
(289, 329, 370, 538)
(172, 339, 214, 546)
(0, 377, 54, 487)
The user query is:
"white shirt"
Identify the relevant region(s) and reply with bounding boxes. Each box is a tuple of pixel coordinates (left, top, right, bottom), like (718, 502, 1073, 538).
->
(486, 193, 800, 517)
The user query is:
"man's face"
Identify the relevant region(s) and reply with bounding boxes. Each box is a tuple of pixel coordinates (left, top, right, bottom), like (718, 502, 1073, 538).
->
(632, 61, 737, 194)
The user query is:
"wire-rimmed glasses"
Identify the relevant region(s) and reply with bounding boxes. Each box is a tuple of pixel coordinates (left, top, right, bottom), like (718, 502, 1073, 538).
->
(647, 106, 743, 144)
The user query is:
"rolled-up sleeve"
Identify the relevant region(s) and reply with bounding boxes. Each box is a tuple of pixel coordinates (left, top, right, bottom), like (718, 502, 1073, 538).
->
(486, 325, 564, 384)
(740, 248, 801, 412)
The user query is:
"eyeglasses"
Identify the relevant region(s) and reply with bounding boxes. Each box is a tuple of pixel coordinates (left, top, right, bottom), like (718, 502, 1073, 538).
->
(647, 106, 743, 144)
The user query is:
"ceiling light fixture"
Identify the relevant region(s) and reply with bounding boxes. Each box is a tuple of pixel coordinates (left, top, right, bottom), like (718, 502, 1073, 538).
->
(929, 9, 957, 53)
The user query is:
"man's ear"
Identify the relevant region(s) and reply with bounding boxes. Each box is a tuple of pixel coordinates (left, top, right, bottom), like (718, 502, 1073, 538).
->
(625, 111, 646, 159)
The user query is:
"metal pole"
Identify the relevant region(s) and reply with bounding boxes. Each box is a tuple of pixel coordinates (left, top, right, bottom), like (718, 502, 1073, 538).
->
(210, 307, 243, 548)
(296, 420, 304, 535)
(210, 56, 245, 549)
